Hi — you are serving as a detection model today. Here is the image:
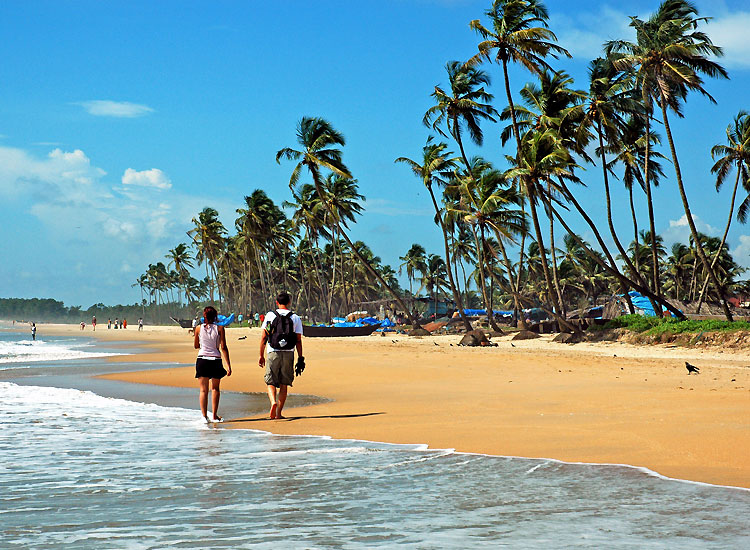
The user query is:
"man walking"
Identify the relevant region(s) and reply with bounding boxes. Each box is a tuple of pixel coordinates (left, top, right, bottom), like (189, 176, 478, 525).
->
(259, 292, 303, 419)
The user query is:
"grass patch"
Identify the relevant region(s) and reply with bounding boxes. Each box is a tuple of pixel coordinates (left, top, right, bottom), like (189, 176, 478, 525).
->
(598, 314, 750, 335)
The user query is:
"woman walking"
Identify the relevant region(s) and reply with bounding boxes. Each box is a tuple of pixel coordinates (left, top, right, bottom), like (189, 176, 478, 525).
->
(193, 306, 232, 423)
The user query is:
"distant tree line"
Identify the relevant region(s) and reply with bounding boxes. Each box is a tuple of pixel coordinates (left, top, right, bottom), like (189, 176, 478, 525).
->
(0, 297, 172, 324)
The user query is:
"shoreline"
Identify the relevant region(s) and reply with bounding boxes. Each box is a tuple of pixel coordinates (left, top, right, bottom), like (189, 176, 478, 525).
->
(22, 322, 750, 488)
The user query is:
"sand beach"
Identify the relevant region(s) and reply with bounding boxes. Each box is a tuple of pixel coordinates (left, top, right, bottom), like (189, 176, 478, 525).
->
(37, 322, 750, 489)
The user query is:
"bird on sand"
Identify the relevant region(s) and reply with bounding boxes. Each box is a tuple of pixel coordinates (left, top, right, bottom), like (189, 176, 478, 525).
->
(685, 362, 700, 375)
(391, 340, 397, 344)
(434, 342, 439, 346)
(238, 336, 247, 340)
(510, 342, 516, 348)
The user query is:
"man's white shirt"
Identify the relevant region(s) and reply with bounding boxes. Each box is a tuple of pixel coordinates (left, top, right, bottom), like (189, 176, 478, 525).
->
(262, 309, 303, 352)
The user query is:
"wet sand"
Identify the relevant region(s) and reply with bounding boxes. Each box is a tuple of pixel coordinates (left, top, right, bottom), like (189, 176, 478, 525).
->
(39, 323, 750, 488)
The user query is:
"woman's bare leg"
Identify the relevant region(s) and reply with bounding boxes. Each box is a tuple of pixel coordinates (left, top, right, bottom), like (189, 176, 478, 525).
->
(211, 378, 221, 420)
(198, 377, 209, 420)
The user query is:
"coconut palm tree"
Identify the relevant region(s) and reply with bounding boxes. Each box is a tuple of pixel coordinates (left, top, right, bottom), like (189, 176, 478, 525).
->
(468, 0, 569, 304)
(166, 243, 194, 306)
(607, 0, 732, 320)
(423, 61, 498, 173)
(396, 137, 473, 330)
(187, 207, 226, 303)
(606, 114, 665, 284)
(449, 158, 527, 330)
(468, 0, 570, 152)
(276, 117, 420, 326)
(695, 111, 750, 311)
(399, 244, 428, 296)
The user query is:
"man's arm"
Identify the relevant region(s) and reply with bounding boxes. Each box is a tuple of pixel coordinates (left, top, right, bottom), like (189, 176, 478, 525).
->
(259, 331, 268, 367)
(295, 335, 303, 358)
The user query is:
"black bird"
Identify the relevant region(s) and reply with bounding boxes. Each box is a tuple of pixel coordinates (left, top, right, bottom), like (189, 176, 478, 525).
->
(391, 340, 397, 344)
(434, 342, 439, 346)
(238, 336, 247, 340)
(685, 362, 700, 375)
(510, 342, 516, 348)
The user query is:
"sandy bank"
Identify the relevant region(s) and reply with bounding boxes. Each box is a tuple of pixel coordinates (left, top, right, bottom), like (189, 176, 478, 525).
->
(38, 322, 750, 488)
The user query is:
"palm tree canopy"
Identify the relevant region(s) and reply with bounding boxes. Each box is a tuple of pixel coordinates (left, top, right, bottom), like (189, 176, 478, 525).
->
(711, 111, 750, 222)
(468, 0, 570, 73)
(276, 116, 351, 188)
(423, 61, 498, 148)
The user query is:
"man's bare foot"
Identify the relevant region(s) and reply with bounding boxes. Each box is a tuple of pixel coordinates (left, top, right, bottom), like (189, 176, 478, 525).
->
(275, 414, 286, 420)
(269, 403, 277, 419)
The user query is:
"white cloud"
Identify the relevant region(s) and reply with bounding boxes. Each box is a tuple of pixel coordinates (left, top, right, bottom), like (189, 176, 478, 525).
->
(550, 6, 635, 61)
(705, 12, 750, 69)
(76, 100, 154, 118)
(662, 213, 720, 246)
(122, 167, 172, 190)
(550, 4, 750, 70)
(731, 235, 750, 267)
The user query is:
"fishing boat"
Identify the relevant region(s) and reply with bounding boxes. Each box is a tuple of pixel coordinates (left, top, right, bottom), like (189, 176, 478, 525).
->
(303, 324, 380, 337)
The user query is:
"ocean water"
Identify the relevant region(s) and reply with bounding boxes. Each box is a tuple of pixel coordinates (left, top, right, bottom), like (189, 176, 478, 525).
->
(1, 329, 749, 548)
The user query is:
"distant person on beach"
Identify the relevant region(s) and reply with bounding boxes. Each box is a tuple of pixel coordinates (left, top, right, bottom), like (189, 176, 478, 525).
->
(80, 322, 85, 331)
(123, 318, 127, 329)
(189, 317, 198, 335)
(107, 318, 111, 329)
(92, 316, 96, 331)
(114, 318, 119, 329)
(194, 306, 232, 423)
(138, 318, 143, 331)
(254, 312, 259, 327)
(31, 322, 36, 341)
(259, 292, 303, 420)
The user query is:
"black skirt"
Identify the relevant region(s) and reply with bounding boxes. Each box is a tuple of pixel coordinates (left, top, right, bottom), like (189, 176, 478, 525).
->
(195, 357, 227, 379)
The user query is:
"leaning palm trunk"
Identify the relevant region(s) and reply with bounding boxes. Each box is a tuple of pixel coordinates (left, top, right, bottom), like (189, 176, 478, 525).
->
(542, 192, 684, 318)
(526, 182, 568, 325)
(310, 168, 421, 327)
(491, 228, 529, 330)
(628, 185, 640, 275)
(597, 120, 661, 316)
(547, 180, 565, 315)
(644, 116, 662, 298)
(659, 98, 733, 321)
(426, 183, 473, 331)
(473, 226, 503, 332)
(695, 167, 742, 312)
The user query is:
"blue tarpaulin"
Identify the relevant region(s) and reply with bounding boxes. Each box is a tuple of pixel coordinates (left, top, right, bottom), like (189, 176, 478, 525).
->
(200, 313, 236, 326)
(627, 291, 677, 317)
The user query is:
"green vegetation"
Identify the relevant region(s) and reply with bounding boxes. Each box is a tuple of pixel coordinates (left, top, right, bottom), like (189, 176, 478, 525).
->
(600, 314, 750, 335)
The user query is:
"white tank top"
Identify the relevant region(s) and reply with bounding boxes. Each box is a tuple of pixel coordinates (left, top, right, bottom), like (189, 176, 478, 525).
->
(198, 323, 221, 358)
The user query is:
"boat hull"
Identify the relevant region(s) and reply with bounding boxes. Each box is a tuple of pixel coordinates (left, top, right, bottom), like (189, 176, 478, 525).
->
(303, 324, 380, 337)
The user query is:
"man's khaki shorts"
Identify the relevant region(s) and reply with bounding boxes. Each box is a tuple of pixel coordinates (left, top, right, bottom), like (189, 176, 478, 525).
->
(265, 351, 294, 387)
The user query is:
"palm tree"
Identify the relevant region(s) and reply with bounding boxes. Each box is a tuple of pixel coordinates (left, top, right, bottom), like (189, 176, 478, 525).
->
(694, 111, 750, 311)
(277, 117, 420, 326)
(423, 61, 498, 173)
(419, 254, 449, 319)
(606, 114, 665, 284)
(468, 0, 569, 311)
(399, 244, 428, 296)
(608, 0, 732, 320)
(449, 158, 527, 330)
(469, 0, 570, 152)
(166, 243, 194, 306)
(577, 57, 656, 310)
(396, 137, 473, 330)
(187, 207, 226, 303)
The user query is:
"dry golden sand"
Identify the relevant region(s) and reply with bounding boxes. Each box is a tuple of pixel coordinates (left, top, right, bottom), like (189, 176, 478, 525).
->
(39, 323, 750, 488)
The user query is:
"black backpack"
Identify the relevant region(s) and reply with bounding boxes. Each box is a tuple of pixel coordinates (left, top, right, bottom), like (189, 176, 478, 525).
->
(268, 312, 297, 350)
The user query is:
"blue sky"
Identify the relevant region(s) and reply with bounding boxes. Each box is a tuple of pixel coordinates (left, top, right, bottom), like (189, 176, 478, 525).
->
(1, 0, 749, 306)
